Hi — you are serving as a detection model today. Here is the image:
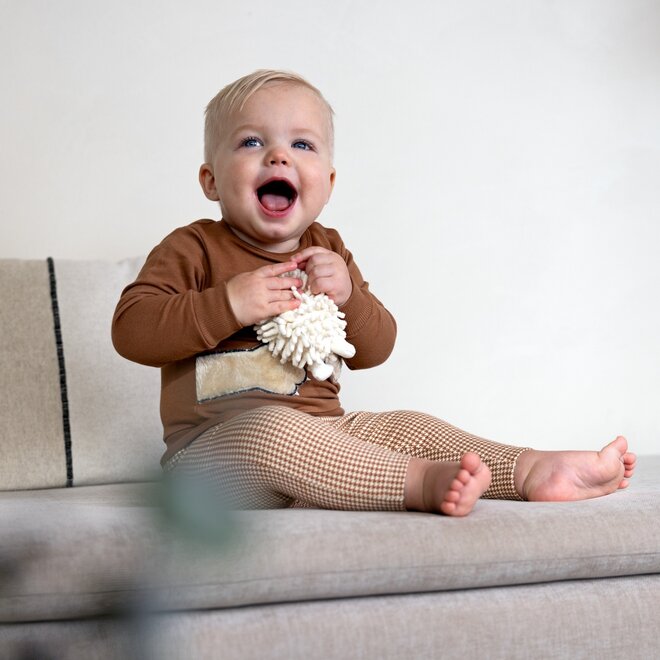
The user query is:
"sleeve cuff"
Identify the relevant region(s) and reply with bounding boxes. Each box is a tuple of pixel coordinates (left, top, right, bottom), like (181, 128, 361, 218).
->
(192, 281, 244, 348)
(339, 284, 374, 338)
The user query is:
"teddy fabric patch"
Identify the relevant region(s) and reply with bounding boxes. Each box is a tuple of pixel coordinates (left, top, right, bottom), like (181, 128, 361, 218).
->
(195, 345, 306, 402)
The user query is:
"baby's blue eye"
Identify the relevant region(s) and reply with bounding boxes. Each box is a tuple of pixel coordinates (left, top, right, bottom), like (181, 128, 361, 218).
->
(242, 137, 263, 148)
(292, 140, 313, 150)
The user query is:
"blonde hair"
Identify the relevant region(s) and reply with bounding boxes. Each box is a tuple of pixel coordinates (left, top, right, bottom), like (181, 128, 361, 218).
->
(203, 69, 334, 163)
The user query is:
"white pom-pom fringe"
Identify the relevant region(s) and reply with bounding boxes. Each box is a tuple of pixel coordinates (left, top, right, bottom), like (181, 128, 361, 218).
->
(254, 269, 356, 381)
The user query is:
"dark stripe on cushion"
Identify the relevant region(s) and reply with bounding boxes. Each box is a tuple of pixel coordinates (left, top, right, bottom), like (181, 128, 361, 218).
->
(47, 257, 73, 487)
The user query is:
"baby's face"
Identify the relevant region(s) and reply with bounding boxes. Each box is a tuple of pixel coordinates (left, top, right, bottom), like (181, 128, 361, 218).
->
(200, 83, 336, 253)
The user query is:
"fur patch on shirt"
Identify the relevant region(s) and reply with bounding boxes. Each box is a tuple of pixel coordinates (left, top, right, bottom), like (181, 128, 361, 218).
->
(195, 345, 306, 402)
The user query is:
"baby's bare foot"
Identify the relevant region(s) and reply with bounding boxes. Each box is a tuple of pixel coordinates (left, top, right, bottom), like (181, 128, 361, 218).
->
(405, 454, 492, 516)
(515, 436, 636, 502)
(437, 453, 492, 516)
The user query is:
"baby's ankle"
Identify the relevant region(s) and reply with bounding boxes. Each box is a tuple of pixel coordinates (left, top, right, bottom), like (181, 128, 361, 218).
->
(403, 457, 430, 511)
(513, 448, 541, 499)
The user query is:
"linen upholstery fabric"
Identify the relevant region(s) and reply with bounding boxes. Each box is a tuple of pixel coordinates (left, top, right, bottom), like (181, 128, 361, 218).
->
(55, 258, 162, 485)
(0, 258, 163, 491)
(149, 576, 660, 660)
(1, 457, 659, 622)
(0, 260, 66, 489)
(1, 576, 658, 660)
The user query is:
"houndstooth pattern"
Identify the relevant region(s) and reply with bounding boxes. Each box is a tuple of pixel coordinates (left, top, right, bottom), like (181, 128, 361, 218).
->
(331, 410, 529, 501)
(164, 406, 410, 511)
(163, 406, 529, 510)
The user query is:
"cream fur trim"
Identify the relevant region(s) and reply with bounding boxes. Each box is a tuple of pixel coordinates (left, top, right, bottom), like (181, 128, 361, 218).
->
(196, 345, 305, 402)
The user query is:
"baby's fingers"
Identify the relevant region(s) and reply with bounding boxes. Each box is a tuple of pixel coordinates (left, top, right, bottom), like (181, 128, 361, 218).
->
(267, 276, 302, 291)
(292, 246, 329, 265)
(269, 289, 298, 303)
(259, 261, 298, 278)
(267, 298, 301, 317)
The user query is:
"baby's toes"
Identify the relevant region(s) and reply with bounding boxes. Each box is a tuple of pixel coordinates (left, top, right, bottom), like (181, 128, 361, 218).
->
(440, 501, 457, 515)
(455, 469, 471, 486)
(622, 454, 636, 477)
(444, 488, 461, 503)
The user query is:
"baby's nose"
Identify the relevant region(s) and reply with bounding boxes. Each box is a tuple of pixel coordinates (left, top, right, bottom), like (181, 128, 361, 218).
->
(266, 146, 290, 166)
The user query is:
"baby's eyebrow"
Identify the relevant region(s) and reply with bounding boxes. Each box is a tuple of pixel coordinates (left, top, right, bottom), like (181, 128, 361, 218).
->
(290, 127, 323, 141)
(229, 124, 324, 142)
(230, 123, 262, 137)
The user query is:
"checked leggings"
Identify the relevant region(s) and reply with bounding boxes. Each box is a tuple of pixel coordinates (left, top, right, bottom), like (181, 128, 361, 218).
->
(163, 406, 529, 510)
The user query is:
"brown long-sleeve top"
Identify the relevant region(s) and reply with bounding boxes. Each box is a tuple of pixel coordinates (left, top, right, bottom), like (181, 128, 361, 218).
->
(112, 219, 397, 466)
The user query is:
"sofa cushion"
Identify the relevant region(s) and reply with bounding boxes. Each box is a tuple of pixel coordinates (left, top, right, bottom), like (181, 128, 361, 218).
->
(2, 576, 659, 660)
(0, 258, 163, 490)
(0, 260, 66, 489)
(1, 456, 659, 623)
(54, 258, 163, 486)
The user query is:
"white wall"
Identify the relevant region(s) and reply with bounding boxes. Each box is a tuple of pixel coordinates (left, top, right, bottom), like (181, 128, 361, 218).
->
(2, 0, 659, 455)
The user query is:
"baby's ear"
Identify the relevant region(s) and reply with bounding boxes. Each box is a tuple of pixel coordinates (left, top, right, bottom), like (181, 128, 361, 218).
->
(327, 168, 336, 201)
(199, 163, 220, 201)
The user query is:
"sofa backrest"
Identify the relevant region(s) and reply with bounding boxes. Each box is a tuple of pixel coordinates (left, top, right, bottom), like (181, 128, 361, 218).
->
(0, 258, 163, 490)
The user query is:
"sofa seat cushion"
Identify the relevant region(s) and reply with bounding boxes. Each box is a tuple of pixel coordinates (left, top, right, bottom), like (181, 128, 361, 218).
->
(1, 457, 659, 623)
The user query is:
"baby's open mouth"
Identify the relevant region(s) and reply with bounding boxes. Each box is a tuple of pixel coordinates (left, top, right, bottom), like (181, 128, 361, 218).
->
(257, 178, 298, 213)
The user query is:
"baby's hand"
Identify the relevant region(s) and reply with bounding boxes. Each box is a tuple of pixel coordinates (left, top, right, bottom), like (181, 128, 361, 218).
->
(293, 247, 352, 306)
(226, 261, 303, 327)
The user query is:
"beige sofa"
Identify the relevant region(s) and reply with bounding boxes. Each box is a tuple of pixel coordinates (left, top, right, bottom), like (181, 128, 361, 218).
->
(1, 257, 659, 660)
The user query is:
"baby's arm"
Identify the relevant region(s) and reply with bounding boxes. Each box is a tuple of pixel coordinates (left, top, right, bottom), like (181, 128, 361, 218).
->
(112, 231, 301, 367)
(292, 245, 396, 369)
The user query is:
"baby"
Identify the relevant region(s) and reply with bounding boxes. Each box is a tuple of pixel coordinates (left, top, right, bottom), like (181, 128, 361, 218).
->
(112, 69, 636, 516)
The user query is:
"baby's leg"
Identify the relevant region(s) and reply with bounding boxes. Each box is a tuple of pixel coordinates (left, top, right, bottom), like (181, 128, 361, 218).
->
(335, 411, 529, 501)
(337, 411, 636, 502)
(164, 406, 411, 511)
(163, 406, 487, 515)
